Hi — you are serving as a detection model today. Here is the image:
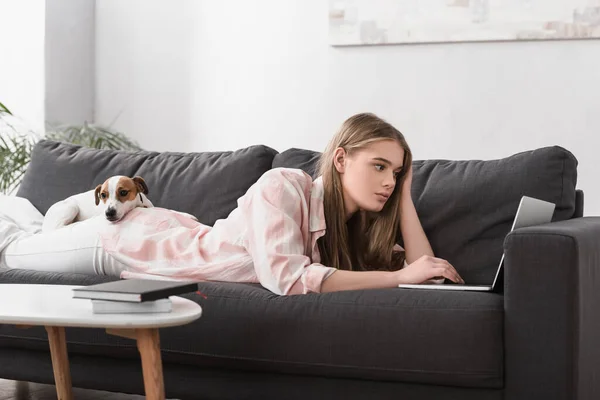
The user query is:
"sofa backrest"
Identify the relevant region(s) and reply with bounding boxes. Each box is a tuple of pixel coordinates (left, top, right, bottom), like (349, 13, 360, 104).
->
(17, 140, 278, 227)
(273, 146, 579, 284)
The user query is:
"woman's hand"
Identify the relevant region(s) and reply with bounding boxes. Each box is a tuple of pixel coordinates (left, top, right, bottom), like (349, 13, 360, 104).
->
(396, 255, 464, 284)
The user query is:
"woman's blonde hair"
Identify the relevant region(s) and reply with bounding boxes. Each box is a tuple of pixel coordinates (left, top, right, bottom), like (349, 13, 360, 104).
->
(316, 112, 412, 271)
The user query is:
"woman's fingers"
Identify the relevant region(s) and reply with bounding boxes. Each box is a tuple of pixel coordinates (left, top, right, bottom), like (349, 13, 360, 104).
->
(433, 264, 464, 283)
(429, 257, 463, 283)
(434, 266, 462, 283)
(415, 255, 465, 284)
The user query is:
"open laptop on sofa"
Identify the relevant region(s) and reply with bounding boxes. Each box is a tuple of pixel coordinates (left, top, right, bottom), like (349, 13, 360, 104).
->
(398, 195, 556, 292)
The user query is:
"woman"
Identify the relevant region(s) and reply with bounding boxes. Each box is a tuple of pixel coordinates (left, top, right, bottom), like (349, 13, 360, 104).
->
(1, 113, 463, 295)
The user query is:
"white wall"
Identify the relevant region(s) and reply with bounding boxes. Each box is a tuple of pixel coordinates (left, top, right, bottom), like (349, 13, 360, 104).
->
(95, 0, 195, 151)
(0, 0, 46, 133)
(45, 0, 95, 126)
(95, 0, 600, 215)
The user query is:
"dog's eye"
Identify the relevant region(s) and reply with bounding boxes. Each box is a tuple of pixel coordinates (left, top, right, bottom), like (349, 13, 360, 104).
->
(100, 193, 107, 199)
(119, 190, 128, 197)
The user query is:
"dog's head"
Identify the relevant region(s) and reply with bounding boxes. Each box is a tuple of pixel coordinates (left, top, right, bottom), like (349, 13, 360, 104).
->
(94, 176, 149, 222)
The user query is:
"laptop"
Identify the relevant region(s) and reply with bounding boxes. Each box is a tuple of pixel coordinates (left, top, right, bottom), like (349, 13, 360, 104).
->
(397, 196, 556, 292)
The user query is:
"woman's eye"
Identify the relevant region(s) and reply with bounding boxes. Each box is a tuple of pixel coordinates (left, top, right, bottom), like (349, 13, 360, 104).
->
(375, 164, 385, 171)
(100, 193, 107, 199)
(119, 190, 128, 197)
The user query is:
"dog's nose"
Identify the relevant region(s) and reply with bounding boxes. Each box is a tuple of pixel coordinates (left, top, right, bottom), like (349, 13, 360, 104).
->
(105, 208, 117, 218)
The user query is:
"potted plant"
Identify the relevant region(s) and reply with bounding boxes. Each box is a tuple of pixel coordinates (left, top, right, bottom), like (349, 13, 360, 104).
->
(0, 102, 36, 195)
(0, 101, 143, 195)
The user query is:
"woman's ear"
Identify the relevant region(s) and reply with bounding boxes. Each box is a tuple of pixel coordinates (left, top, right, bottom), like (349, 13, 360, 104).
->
(333, 147, 347, 174)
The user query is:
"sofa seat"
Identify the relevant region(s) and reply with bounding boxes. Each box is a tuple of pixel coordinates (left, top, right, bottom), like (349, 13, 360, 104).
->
(0, 268, 503, 390)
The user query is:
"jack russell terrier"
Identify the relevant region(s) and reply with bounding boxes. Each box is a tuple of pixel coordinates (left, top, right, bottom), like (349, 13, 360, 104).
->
(42, 176, 153, 232)
(42, 176, 197, 232)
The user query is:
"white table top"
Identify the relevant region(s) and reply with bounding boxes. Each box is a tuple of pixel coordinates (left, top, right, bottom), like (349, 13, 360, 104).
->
(0, 284, 202, 329)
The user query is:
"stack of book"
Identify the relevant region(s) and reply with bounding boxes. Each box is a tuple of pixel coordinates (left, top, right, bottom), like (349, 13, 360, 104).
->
(72, 279, 200, 314)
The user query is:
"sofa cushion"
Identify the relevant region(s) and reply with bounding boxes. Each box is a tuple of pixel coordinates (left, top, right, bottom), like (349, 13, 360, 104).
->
(274, 146, 578, 284)
(0, 269, 503, 389)
(16, 140, 278, 226)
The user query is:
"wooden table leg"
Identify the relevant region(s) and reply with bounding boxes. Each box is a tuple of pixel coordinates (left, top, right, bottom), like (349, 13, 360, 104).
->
(45, 326, 73, 400)
(136, 328, 165, 400)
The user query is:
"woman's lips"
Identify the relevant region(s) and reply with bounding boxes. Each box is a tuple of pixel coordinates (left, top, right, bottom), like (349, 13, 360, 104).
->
(375, 193, 390, 201)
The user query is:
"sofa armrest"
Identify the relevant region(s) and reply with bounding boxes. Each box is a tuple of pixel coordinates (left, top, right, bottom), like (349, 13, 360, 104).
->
(503, 217, 600, 400)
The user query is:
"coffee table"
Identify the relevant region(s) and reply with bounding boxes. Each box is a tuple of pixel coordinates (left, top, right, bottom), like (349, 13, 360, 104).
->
(0, 284, 202, 400)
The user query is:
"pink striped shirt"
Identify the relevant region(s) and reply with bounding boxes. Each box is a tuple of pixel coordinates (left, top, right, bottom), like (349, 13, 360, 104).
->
(98, 168, 337, 295)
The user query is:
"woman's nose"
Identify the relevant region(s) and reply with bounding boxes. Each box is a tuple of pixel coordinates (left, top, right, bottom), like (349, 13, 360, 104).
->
(383, 172, 395, 187)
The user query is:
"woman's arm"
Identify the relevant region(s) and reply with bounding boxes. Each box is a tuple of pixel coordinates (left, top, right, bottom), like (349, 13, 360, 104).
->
(242, 170, 338, 295)
(321, 254, 464, 292)
(400, 196, 434, 264)
(320, 269, 398, 292)
(399, 165, 434, 264)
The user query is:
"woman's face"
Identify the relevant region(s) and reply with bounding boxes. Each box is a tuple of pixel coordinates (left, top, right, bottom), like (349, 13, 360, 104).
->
(335, 139, 405, 218)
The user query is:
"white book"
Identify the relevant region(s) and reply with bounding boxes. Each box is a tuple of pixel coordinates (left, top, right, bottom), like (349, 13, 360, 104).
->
(91, 298, 172, 314)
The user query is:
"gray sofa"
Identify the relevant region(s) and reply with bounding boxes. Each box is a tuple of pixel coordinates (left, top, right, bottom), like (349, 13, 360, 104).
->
(0, 140, 598, 400)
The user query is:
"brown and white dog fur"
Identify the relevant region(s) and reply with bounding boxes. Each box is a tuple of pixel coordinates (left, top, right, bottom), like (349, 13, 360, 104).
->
(42, 176, 154, 232)
(94, 175, 153, 222)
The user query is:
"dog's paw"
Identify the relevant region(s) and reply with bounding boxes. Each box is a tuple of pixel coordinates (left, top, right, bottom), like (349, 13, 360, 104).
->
(42, 201, 79, 232)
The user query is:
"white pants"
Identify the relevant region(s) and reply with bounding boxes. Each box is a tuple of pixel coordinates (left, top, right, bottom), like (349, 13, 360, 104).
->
(1, 216, 128, 276)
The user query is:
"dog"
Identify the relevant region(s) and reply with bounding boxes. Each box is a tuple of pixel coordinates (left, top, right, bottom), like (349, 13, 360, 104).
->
(42, 175, 154, 232)
(94, 175, 153, 222)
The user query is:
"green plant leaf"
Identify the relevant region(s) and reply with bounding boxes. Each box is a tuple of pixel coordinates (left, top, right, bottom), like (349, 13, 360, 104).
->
(45, 123, 143, 151)
(0, 101, 12, 115)
(0, 132, 32, 194)
(0, 117, 142, 195)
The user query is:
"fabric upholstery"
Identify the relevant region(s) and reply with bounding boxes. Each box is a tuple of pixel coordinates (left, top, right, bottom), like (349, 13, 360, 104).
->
(0, 347, 503, 400)
(0, 269, 503, 389)
(17, 140, 278, 226)
(503, 217, 600, 400)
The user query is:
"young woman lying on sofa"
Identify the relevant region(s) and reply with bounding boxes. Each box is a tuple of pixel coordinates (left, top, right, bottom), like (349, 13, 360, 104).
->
(0, 113, 464, 295)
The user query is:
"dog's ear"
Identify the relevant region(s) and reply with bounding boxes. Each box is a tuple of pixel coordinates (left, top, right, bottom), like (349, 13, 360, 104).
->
(94, 184, 102, 206)
(132, 176, 149, 195)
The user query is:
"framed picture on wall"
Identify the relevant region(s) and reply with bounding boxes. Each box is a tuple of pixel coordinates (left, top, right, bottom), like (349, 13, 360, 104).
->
(329, 0, 600, 46)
